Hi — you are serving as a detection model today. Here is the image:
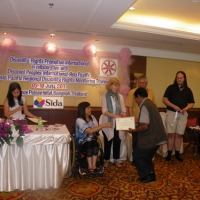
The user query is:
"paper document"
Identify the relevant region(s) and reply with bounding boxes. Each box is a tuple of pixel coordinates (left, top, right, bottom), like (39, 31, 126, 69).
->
(116, 117, 135, 131)
(28, 117, 48, 123)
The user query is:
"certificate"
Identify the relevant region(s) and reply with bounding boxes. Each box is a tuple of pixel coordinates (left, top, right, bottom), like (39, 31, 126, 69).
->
(28, 117, 48, 123)
(116, 117, 135, 131)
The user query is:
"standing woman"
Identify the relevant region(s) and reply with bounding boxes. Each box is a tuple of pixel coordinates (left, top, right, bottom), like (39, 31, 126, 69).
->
(4, 82, 38, 120)
(75, 102, 112, 173)
(163, 71, 195, 162)
(101, 78, 126, 168)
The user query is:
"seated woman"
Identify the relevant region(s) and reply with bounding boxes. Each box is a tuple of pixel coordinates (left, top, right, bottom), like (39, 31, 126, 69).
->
(75, 102, 112, 174)
(4, 82, 38, 120)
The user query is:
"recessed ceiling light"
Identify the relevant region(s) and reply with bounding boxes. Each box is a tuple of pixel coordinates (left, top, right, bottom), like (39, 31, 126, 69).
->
(49, 3, 54, 8)
(3, 32, 7, 35)
(129, 7, 135, 11)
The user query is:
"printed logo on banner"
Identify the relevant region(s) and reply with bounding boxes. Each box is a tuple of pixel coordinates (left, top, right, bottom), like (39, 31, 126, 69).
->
(34, 97, 46, 108)
(33, 96, 63, 109)
(100, 58, 118, 77)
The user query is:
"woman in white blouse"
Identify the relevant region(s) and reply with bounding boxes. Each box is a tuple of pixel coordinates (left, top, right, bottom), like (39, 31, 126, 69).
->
(101, 78, 126, 168)
(4, 82, 38, 120)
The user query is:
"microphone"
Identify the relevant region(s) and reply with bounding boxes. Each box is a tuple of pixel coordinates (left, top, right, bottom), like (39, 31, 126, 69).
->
(19, 100, 24, 115)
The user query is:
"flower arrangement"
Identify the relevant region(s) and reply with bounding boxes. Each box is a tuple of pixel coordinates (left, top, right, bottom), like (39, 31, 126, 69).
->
(0, 118, 31, 148)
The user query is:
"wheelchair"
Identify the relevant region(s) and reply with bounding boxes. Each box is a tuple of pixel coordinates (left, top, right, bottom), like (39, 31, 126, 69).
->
(70, 133, 104, 178)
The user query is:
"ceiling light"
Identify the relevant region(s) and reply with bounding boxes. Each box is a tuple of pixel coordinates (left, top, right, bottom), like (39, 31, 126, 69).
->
(43, 42, 57, 55)
(129, 7, 135, 11)
(49, 3, 54, 8)
(3, 32, 7, 35)
(50, 33, 55, 38)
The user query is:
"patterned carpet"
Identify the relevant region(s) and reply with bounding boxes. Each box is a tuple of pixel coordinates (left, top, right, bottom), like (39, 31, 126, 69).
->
(1, 143, 200, 200)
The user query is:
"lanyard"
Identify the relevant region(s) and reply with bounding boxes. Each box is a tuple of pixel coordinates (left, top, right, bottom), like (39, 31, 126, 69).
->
(171, 111, 178, 127)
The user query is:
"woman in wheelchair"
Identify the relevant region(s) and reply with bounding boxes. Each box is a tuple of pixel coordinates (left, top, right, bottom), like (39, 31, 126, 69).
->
(75, 102, 112, 174)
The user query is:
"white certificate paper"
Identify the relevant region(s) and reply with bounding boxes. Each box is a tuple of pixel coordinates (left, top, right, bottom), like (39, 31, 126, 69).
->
(116, 117, 135, 131)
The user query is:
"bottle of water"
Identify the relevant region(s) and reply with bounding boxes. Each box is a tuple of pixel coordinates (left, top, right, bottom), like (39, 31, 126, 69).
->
(38, 117, 43, 132)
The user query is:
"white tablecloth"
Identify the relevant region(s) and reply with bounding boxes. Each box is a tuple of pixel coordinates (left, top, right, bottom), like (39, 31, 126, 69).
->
(0, 125, 71, 192)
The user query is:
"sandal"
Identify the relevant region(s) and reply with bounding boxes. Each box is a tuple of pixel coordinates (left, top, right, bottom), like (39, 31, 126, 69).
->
(104, 161, 110, 168)
(94, 168, 100, 174)
(114, 161, 121, 168)
(88, 169, 94, 174)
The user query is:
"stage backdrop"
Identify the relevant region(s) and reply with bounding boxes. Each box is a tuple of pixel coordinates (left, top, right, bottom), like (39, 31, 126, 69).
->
(0, 43, 132, 107)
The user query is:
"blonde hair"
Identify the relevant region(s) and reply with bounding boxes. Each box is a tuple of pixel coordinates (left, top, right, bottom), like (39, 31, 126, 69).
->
(106, 78, 120, 91)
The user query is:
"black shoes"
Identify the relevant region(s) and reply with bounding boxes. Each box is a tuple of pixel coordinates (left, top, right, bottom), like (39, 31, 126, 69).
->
(165, 150, 183, 162)
(166, 150, 172, 161)
(165, 156, 171, 161)
(175, 150, 183, 162)
(94, 168, 101, 174)
(166, 156, 183, 162)
(175, 155, 183, 162)
(139, 173, 156, 183)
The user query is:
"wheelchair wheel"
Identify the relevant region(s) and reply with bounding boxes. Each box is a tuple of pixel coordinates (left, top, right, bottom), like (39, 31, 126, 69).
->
(70, 135, 76, 169)
(70, 135, 81, 178)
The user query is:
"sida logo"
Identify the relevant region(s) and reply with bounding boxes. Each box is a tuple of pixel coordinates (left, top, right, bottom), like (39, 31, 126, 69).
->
(45, 99, 62, 106)
(34, 97, 45, 108)
(33, 97, 64, 109)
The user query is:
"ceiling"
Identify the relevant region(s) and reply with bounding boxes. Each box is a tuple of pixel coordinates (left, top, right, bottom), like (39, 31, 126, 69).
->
(1, 0, 200, 55)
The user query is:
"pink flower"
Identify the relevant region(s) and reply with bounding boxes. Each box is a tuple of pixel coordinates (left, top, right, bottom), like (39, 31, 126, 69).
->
(0, 118, 5, 123)
(0, 133, 7, 137)
(0, 118, 24, 148)
(5, 119, 13, 124)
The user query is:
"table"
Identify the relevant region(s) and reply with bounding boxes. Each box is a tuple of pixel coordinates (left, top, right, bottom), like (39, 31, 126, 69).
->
(0, 125, 71, 192)
(185, 127, 200, 157)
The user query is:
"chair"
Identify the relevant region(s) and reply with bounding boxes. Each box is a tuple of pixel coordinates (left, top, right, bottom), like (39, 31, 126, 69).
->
(184, 126, 200, 157)
(156, 112, 184, 157)
(98, 114, 130, 162)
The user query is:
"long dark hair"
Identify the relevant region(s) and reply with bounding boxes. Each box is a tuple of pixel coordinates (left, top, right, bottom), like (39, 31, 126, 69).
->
(173, 71, 188, 88)
(77, 102, 92, 122)
(6, 82, 22, 107)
